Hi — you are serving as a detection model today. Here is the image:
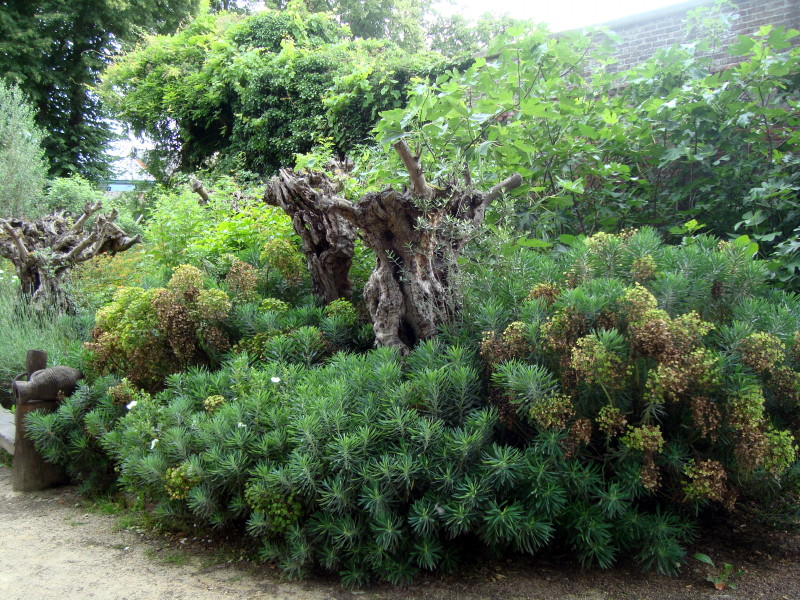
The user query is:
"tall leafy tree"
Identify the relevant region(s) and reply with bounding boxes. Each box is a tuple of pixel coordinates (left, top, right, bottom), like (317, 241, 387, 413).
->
(263, 0, 429, 50)
(0, 0, 201, 179)
(101, 5, 447, 176)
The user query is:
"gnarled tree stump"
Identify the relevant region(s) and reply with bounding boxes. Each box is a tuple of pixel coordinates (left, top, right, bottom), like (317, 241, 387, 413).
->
(264, 166, 356, 303)
(0, 202, 141, 309)
(267, 142, 521, 353)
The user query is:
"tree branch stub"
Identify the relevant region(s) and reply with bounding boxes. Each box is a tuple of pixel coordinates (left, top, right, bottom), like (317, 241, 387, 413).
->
(0, 219, 30, 263)
(190, 176, 210, 205)
(393, 140, 432, 199)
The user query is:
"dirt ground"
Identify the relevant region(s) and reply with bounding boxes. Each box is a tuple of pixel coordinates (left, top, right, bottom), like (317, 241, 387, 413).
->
(1, 464, 798, 600)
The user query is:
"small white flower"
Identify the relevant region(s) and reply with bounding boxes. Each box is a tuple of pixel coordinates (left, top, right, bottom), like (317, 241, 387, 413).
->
(150, 438, 159, 450)
(237, 422, 246, 428)
(126, 400, 137, 410)
(271, 376, 281, 383)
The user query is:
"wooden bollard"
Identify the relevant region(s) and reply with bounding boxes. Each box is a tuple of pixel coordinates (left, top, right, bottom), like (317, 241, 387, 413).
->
(11, 350, 73, 492)
(25, 350, 48, 378)
(12, 400, 67, 491)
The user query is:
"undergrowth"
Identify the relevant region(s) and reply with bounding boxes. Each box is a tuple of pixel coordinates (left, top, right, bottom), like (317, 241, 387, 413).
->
(25, 229, 800, 586)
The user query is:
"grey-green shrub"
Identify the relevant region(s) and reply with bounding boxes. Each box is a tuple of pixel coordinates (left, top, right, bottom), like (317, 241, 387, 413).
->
(0, 79, 47, 218)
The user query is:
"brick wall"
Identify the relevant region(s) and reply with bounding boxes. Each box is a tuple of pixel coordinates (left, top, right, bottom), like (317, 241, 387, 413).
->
(594, 0, 800, 72)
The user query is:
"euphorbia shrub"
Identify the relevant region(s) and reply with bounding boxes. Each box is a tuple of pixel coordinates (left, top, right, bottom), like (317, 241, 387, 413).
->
(29, 229, 800, 585)
(86, 265, 232, 388)
(468, 228, 799, 514)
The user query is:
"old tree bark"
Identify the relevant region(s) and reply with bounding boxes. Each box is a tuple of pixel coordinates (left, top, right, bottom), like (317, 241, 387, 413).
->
(264, 166, 357, 303)
(267, 142, 521, 353)
(0, 202, 141, 308)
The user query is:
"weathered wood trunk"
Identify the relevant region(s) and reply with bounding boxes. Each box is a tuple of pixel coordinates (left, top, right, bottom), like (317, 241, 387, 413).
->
(189, 176, 211, 205)
(347, 181, 520, 352)
(18, 263, 71, 309)
(267, 142, 521, 353)
(264, 169, 356, 303)
(13, 401, 67, 491)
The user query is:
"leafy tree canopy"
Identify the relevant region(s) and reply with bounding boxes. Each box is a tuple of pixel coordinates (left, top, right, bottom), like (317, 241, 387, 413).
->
(262, 0, 430, 51)
(102, 3, 449, 176)
(0, 0, 203, 179)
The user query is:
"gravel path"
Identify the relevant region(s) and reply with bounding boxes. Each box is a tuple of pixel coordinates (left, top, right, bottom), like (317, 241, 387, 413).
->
(0, 466, 334, 600)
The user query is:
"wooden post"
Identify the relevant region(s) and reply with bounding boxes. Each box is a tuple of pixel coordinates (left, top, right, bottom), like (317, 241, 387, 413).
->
(11, 351, 69, 492)
(25, 349, 47, 378)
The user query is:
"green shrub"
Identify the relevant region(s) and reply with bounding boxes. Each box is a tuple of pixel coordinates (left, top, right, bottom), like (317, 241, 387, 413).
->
(98, 341, 700, 583)
(468, 230, 799, 510)
(86, 265, 232, 389)
(42, 175, 104, 215)
(0, 270, 87, 405)
(142, 187, 212, 271)
(102, 7, 449, 177)
(260, 239, 307, 287)
(230, 297, 373, 360)
(141, 178, 296, 282)
(66, 246, 152, 316)
(27, 229, 800, 585)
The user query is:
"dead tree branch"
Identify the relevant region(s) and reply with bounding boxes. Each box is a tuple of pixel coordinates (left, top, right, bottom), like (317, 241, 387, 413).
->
(190, 176, 211, 205)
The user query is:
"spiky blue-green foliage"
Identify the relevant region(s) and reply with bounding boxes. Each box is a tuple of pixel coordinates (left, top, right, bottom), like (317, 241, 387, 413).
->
(24, 375, 128, 494)
(230, 298, 373, 363)
(459, 229, 787, 340)
(463, 229, 800, 529)
(97, 338, 700, 583)
(26, 227, 800, 585)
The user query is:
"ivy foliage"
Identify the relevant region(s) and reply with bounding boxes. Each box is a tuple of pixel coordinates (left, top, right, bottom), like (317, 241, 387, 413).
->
(101, 5, 448, 177)
(255, 0, 431, 51)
